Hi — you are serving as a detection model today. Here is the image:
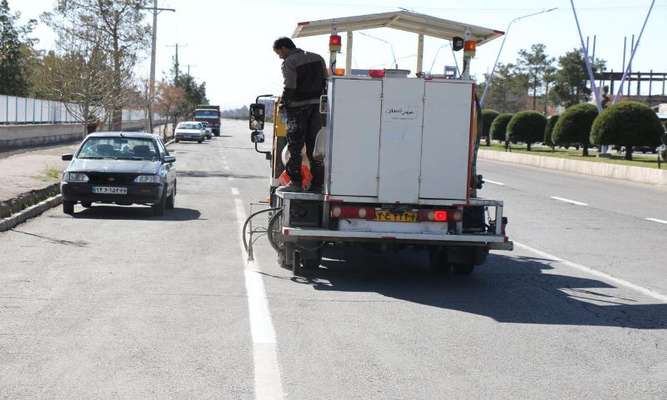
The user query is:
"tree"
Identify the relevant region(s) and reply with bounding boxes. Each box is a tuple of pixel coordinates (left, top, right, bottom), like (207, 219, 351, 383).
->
(155, 81, 186, 141)
(517, 43, 555, 111)
(544, 114, 559, 150)
(43, 0, 150, 130)
(481, 110, 499, 146)
(550, 49, 605, 108)
(507, 111, 547, 151)
(0, 0, 36, 96)
(174, 73, 208, 119)
(490, 113, 513, 144)
(552, 103, 598, 156)
(590, 101, 663, 160)
(480, 63, 528, 113)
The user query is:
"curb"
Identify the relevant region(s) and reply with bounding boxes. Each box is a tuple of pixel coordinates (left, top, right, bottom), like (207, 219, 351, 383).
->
(479, 149, 667, 186)
(0, 194, 62, 232)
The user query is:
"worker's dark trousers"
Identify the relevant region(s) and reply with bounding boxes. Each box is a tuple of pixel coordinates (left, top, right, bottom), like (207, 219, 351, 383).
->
(285, 104, 324, 188)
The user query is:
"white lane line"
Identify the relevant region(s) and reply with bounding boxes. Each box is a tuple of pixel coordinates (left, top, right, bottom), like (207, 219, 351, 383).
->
(224, 165, 231, 171)
(228, 176, 236, 182)
(645, 217, 667, 225)
(231, 187, 240, 196)
(234, 198, 285, 400)
(484, 179, 505, 186)
(515, 241, 667, 303)
(550, 196, 589, 207)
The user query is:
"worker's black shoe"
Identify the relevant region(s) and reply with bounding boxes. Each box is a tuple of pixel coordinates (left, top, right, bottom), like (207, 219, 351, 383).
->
(278, 182, 302, 193)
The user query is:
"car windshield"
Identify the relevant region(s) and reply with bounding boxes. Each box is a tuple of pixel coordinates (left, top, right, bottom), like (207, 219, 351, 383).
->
(77, 137, 159, 161)
(179, 123, 201, 130)
(194, 110, 219, 119)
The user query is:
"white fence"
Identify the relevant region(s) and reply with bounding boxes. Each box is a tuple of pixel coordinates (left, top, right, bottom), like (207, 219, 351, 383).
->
(0, 94, 161, 125)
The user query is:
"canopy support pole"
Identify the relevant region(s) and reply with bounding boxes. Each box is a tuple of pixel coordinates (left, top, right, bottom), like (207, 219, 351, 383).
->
(416, 34, 424, 75)
(346, 31, 353, 76)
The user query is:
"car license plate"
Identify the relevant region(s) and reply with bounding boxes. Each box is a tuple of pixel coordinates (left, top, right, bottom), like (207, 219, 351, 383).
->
(92, 186, 128, 195)
(375, 211, 417, 223)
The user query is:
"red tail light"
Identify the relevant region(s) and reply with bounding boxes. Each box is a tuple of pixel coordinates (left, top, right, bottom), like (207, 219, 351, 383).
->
(368, 69, 385, 78)
(331, 206, 376, 220)
(418, 209, 449, 222)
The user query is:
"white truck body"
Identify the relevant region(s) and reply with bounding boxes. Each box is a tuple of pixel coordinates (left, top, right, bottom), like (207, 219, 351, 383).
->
(326, 76, 474, 203)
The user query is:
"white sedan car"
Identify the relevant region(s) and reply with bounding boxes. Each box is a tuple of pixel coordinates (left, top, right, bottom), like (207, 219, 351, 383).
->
(174, 121, 207, 143)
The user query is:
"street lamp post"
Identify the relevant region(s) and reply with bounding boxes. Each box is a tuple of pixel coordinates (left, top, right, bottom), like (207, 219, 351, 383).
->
(480, 8, 558, 108)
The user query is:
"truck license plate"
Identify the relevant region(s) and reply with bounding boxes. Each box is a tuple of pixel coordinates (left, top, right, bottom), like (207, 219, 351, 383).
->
(375, 211, 417, 223)
(92, 186, 128, 195)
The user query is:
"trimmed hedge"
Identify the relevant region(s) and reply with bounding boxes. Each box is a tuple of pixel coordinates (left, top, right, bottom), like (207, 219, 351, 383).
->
(490, 113, 513, 142)
(590, 101, 663, 160)
(552, 103, 598, 156)
(544, 115, 559, 147)
(507, 111, 547, 151)
(481, 109, 500, 145)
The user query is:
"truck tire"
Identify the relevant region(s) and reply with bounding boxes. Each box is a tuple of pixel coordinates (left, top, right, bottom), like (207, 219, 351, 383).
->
(429, 248, 450, 275)
(300, 249, 322, 270)
(452, 264, 475, 275)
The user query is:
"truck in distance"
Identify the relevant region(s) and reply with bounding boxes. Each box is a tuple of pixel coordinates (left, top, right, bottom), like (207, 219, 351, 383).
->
(193, 105, 221, 136)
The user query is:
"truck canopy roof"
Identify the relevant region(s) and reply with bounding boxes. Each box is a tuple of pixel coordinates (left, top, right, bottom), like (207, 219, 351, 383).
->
(293, 10, 503, 45)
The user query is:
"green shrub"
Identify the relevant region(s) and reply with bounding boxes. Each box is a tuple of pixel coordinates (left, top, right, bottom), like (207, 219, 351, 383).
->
(490, 113, 513, 142)
(590, 101, 663, 160)
(552, 103, 598, 156)
(544, 115, 559, 148)
(507, 111, 547, 151)
(481, 109, 500, 146)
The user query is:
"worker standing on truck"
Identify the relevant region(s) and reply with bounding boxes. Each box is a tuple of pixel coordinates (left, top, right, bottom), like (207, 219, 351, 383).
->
(273, 37, 327, 193)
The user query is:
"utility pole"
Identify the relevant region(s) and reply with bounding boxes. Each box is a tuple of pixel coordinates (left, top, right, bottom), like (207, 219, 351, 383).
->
(140, 1, 175, 132)
(167, 44, 186, 83)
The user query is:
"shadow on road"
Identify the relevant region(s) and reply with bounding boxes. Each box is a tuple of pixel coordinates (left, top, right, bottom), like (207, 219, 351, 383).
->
(71, 205, 202, 221)
(295, 249, 667, 330)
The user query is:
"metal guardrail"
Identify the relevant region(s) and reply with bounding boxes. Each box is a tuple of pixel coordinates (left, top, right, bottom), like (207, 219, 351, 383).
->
(0, 94, 161, 125)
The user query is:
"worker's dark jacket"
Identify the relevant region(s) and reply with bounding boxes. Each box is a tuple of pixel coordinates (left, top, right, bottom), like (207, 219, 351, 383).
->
(281, 48, 327, 108)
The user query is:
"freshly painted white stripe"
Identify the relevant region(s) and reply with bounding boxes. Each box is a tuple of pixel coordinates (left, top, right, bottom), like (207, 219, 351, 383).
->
(231, 187, 240, 196)
(234, 198, 285, 399)
(645, 217, 667, 225)
(515, 241, 667, 303)
(550, 196, 589, 207)
(484, 179, 505, 186)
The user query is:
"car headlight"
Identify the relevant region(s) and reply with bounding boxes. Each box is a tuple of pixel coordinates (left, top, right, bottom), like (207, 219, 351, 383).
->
(63, 172, 89, 182)
(134, 175, 161, 183)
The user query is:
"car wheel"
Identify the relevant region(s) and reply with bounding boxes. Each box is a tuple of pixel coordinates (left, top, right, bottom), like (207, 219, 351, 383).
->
(166, 187, 175, 210)
(81, 201, 92, 208)
(152, 193, 167, 216)
(63, 200, 75, 215)
(198, 139, 203, 143)
(175, 139, 180, 143)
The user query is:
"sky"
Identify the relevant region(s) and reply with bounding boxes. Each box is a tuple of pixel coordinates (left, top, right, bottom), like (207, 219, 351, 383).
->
(11, 0, 667, 110)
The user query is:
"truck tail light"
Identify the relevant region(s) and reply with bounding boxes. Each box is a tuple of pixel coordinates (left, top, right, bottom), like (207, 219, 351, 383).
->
(368, 69, 385, 78)
(418, 210, 449, 222)
(331, 206, 376, 219)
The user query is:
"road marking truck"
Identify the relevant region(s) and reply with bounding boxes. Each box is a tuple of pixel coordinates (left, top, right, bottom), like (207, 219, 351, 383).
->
(245, 11, 513, 275)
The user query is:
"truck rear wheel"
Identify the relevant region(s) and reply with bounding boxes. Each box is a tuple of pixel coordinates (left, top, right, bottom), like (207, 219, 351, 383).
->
(429, 249, 451, 275)
(452, 264, 475, 275)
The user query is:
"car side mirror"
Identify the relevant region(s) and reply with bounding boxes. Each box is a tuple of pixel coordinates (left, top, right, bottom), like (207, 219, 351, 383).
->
(62, 154, 73, 161)
(251, 131, 265, 144)
(249, 103, 265, 131)
(164, 155, 176, 163)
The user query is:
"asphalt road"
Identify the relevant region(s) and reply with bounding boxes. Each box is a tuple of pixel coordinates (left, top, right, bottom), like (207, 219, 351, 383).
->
(1, 120, 665, 399)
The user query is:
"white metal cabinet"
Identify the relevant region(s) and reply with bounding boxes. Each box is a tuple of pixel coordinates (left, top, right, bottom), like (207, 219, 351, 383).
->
(419, 80, 473, 200)
(328, 78, 382, 197)
(377, 78, 424, 203)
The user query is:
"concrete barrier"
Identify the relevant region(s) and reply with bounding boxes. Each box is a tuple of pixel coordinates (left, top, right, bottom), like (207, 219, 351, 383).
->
(0, 120, 168, 150)
(479, 149, 667, 186)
